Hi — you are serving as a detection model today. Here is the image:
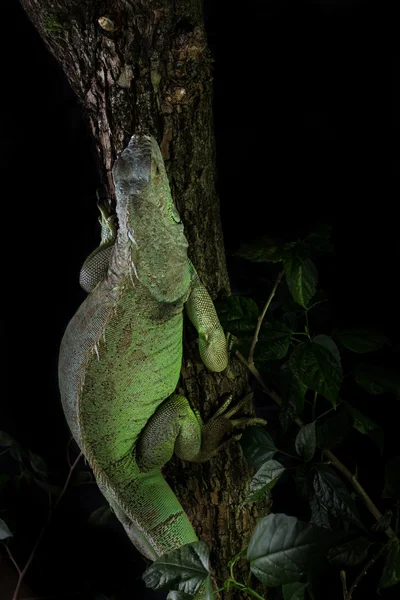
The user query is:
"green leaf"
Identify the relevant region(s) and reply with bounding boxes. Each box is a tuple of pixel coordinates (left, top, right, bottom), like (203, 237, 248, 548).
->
(343, 401, 384, 452)
(380, 538, 400, 588)
(316, 408, 352, 450)
(382, 456, 400, 499)
(257, 321, 292, 361)
(0, 431, 14, 447)
(243, 460, 285, 505)
(353, 364, 400, 397)
(328, 537, 372, 566)
(335, 329, 388, 353)
(295, 423, 316, 462)
(240, 427, 277, 470)
(372, 510, 393, 533)
(289, 335, 342, 406)
(247, 513, 334, 586)
(283, 253, 317, 308)
(312, 465, 364, 529)
(215, 296, 259, 334)
(279, 364, 308, 431)
(282, 581, 308, 600)
(0, 518, 13, 540)
(143, 541, 210, 596)
(234, 236, 284, 263)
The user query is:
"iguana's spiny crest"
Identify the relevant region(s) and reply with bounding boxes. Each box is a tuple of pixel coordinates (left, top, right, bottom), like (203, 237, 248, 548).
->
(113, 134, 190, 302)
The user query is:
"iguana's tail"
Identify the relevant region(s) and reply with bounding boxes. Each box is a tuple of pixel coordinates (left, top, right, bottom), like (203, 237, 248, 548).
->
(93, 453, 199, 561)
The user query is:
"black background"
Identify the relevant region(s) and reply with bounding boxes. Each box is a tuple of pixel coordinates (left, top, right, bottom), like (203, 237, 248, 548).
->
(1, 1, 398, 599)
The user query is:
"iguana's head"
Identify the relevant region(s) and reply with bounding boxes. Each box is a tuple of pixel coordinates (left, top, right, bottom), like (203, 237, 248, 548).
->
(112, 134, 190, 302)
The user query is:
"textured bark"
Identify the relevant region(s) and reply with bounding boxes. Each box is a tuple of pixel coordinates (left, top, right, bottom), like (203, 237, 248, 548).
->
(20, 0, 267, 596)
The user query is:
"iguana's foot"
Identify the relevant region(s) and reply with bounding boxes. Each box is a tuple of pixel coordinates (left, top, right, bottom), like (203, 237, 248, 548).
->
(197, 393, 267, 461)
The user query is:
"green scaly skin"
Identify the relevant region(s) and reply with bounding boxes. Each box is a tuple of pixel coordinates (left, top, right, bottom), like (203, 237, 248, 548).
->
(58, 135, 266, 599)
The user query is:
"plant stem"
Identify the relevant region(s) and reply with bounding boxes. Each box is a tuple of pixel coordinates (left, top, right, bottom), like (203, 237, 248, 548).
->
(315, 406, 335, 421)
(248, 269, 285, 366)
(8, 452, 82, 600)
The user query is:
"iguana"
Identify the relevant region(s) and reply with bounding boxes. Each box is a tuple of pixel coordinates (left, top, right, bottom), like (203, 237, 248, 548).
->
(58, 134, 265, 598)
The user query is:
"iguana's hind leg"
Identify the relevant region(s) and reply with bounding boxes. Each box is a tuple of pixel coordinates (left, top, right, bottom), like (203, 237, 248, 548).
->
(136, 392, 267, 469)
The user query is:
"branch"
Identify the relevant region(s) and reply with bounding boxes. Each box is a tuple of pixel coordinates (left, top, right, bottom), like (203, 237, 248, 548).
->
(248, 269, 285, 365)
(344, 543, 388, 600)
(236, 349, 395, 539)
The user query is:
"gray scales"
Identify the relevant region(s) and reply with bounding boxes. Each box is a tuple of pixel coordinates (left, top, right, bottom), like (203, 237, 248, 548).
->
(58, 134, 266, 599)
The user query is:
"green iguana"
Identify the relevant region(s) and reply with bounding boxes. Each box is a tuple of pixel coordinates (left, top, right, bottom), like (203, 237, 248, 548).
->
(58, 134, 265, 598)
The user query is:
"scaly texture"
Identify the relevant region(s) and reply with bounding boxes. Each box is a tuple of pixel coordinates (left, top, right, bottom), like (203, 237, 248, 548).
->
(59, 135, 265, 598)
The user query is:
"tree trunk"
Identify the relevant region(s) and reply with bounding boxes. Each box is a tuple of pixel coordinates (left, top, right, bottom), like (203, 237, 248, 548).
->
(20, 0, 267, 596)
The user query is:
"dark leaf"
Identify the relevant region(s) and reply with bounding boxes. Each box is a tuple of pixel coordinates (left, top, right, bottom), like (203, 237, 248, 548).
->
(343, 401, 384, 452)
(257, 321, 292, 361)
(9, 441, 25, 463)
(243, 460, 285, 505)
(312, 465, 364, 529)
(240, 427, 277, 470)
(304, 225, 333, 254)
(282, 312, 299, 332)
(143, 541, 210, 596)
(380, 538, 400, 588)
(88, 505, 116, 527)
(328, 537, 372, 566)
(282, 581, 308, 600)
(29, 450, 48, 479)
(167, 592, 196, 600)
(316, 408, 352, 450)
(353, 364, 400, 397)
(289, 335, 342, 406)
(283, 253, 318, 308)
(309, 491, 339, 530)
(0, 431, 14, 447)
(0, 474, 11, 489)
(215, 296, 259, 335)
(0, 518, 13, 540)
(335, 329, 388, 353)
(279, 364, 308, 431)
(382, 456, 400, 499)
(372, 511, 393, 533)
(34, 479, 62, 497)
(295, 422, 316, 462)
(234, 236, 284, 263)
(247, 513, 335, 586)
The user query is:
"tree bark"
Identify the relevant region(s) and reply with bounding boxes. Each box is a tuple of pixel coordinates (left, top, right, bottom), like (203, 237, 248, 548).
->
(20, 0, 267, 596)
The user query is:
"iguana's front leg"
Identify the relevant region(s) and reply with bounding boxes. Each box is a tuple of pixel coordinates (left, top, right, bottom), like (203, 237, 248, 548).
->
(79, 201, 117, 292)
(137, 259, 266, 469)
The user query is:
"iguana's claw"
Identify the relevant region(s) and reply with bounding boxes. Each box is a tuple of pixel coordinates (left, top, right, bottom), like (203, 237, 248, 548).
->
(199, 393, 267, 460)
